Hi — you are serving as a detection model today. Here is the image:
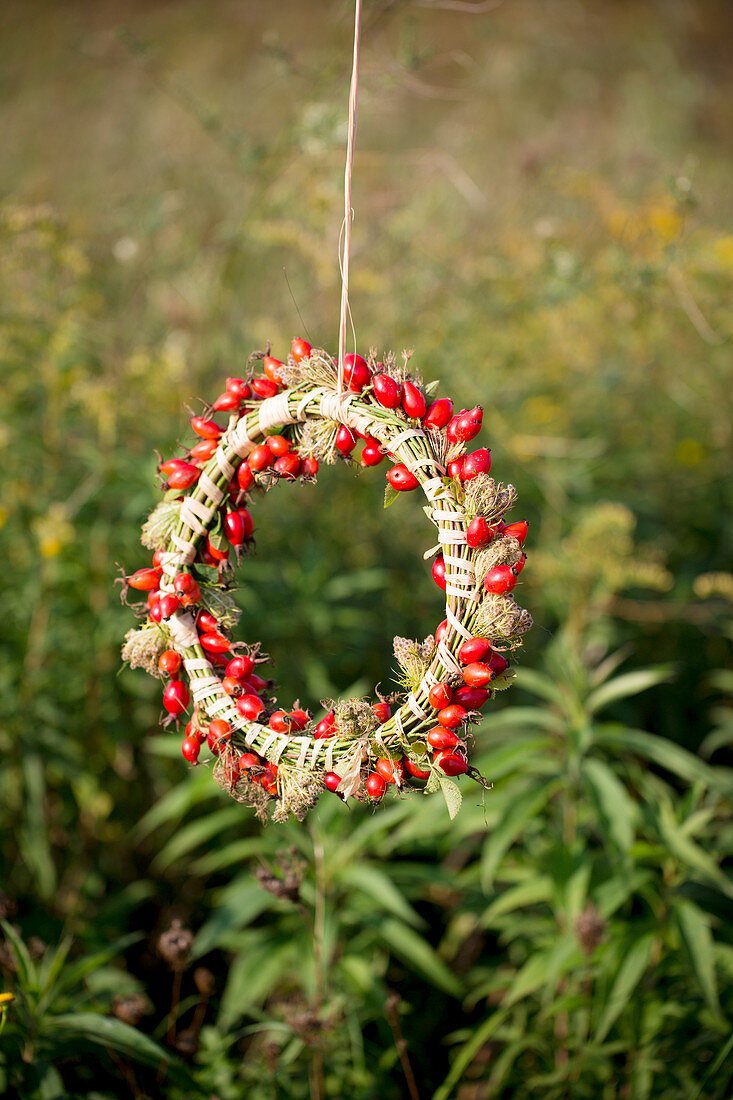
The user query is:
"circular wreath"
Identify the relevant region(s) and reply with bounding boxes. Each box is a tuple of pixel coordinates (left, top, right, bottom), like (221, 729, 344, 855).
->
(121, 340, 532, 822)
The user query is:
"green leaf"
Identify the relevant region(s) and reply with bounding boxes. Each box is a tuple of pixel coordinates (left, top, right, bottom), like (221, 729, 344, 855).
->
(690, 1032, 733, 1100)
(504, 934, 578, 1008)
(383, 485, 399, 508)
(193, 880, 274, 958)
(595, 933, 654, 1042)
(481, 778, 560, 890)
(134, 768, 216, 838)
(377, 918, 461, 997)
(342, 863, 425, 928)
(656, 800, 733, 898)
(153, 805, 243, 871)
(433, 1008, 510, 1100)
(598, 726, 733, 794)
(218, 940, 296, 1029)
(672, 898, 720, 1015)
(586, 667, 673, 715)
(1, 921, 36, 990)
(45, 1013, 194, 1083)
(21, 753, 56, 900)
(481, 876, 553, 925)
(513, 668, 566, 707)
(438, 774, 463, 820)
(50, 933, 142, 1003)
(582, 757, 635, 851)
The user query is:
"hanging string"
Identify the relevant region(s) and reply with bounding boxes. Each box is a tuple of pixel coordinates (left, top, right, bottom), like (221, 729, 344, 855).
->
(337, 0, 363, 394)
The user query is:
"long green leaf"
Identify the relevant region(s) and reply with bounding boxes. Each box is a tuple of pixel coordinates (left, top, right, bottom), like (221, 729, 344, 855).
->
(50, 933, 142, 1003)
(672, 898, 720, 1015)
(513, 668, 566, 706)
(153, 805, 244, 871)
(45, 1012, 195, 1084)
(504, 933, 578, 1008)
(598, 726, 733, 794)
(433, 1008, 509, 1100)
(481, 876, 553, 926)
(342, 863, 425, 928)
(219, 941, 296, 1029)
(1, 920, 36, 990)
(377, 918, 461, 997)
(657, 801, 733, 899)
(587, 667, 673, 715)
(134, 768, 217, 839)
(193, 880, 273, 958)
(595, 933, 654, 1042)
(481, 778, 560, 890)
(582, 757, 635, 851)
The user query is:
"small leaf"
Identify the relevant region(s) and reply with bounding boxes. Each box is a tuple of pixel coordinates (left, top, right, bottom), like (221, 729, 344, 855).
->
(595, 933, 654, 1042)
(672, 898, 720, 1014)
(425, 769, 442, 794)
(383, 485, 399, 509)
(438, 774, 463, 820)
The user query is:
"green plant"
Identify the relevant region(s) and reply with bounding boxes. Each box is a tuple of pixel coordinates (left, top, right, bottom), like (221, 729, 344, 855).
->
(0, 922, 198, 1098)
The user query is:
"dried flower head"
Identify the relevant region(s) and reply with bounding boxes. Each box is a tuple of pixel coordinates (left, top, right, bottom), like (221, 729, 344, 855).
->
(330, 696, 380, 739)
(574, 903, 607, 956)
(254, 848, 305, 904)
(272, 766, 322, 822)
(199, 582, 241, 631)
(174, 1028, 200, 1056)
(157, 918, 193, 970)
(294, 417, 340, 463)
(464, 477, 518, 524)
(140, 500, 182, 550)
(112, 992, 151, 1026)
(121, 624, 169, 677)
(473, 595, 533, 641)
(393, 635, 436, 691)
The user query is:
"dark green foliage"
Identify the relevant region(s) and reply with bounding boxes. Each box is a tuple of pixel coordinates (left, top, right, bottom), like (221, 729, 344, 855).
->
(1, 2, 732, 1097)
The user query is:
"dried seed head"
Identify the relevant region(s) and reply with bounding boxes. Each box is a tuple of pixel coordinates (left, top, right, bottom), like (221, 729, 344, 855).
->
(173, 1028, 200, 1057)
(28, 937, 46, 960)
(330, 697, 380, 739)
(472, 535, 523, 584)
(0, 893, 17, 920)
(112, 992, 151, 1026)
(254, 849, 305, 903)
(272, 766, 322, 822)
(199, 582, 241, 630)
(574, 903, 607, 956)
(464, 477, 518, 524)
(473, 595, 533, 640)
(295, 418, 340, 463)
(393, 635, 436, 691)
(121, 624, 169, 678)
(157, 918, 193, 969)
(140, 500, 183, 550)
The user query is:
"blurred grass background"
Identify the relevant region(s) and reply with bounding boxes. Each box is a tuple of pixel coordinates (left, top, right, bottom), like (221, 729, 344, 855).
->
(1, 1, 732, 1097)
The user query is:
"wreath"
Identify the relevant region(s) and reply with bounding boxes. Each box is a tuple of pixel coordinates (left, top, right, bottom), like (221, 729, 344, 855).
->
(120, 340, 532, 822)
